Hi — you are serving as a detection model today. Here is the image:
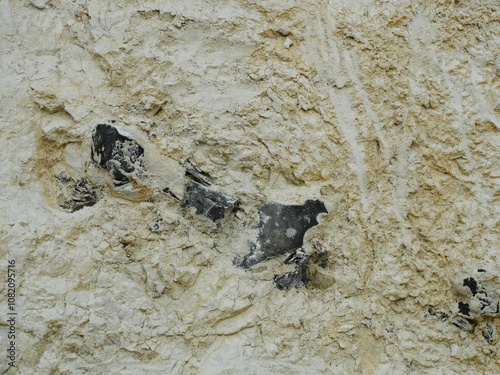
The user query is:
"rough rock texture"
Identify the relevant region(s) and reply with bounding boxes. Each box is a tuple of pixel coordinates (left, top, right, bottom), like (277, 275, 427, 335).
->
(1, 0, 499, 374)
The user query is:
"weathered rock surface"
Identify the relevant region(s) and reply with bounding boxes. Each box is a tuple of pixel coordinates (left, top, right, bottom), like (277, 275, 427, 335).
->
(1, 0, 499, 374)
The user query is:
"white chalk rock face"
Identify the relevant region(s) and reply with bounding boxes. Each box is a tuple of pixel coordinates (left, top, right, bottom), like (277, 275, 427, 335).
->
(1, 0, 499, 374)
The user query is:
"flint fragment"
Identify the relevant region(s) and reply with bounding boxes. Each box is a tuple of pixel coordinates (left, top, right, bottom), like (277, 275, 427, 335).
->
(57, 173, 99, 212)
(235, 199, 327, 269)
(91, 124, 144, 186)
(182, 181, 237, 222)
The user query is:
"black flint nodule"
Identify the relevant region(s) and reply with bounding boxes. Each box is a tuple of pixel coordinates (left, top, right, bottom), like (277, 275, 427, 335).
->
(182, 181, 237, 222)
(91, 124, 144, 185)
(235, 199, 328, 270)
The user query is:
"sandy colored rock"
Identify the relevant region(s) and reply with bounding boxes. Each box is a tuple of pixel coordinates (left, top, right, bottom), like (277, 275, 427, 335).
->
(0, 0, 499, 374)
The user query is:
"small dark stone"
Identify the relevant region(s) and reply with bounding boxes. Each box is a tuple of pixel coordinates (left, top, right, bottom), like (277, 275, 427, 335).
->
(458, 302, 471, 316)
(57, 173, 71, 183)
(453, 317, 474, 332)
(426, 309, 449, 321)
(150, 218, 166, 232)
(284, 248, 308, 265)
(478, 269, 486, 272)
(234, 200, 328, 269)
(57, 173, 99, 213)
(185, 159, 213, 186)
(476, 291, 491, 310)
(91, 124, 144, 186)
(457, 275, 500, 319)
(482, 322, 496, 345)
(274, 259, 308, 290)
(182, 181, 237, 222)
(463, 277, 478, 296)
(162, 187, 180, 200)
